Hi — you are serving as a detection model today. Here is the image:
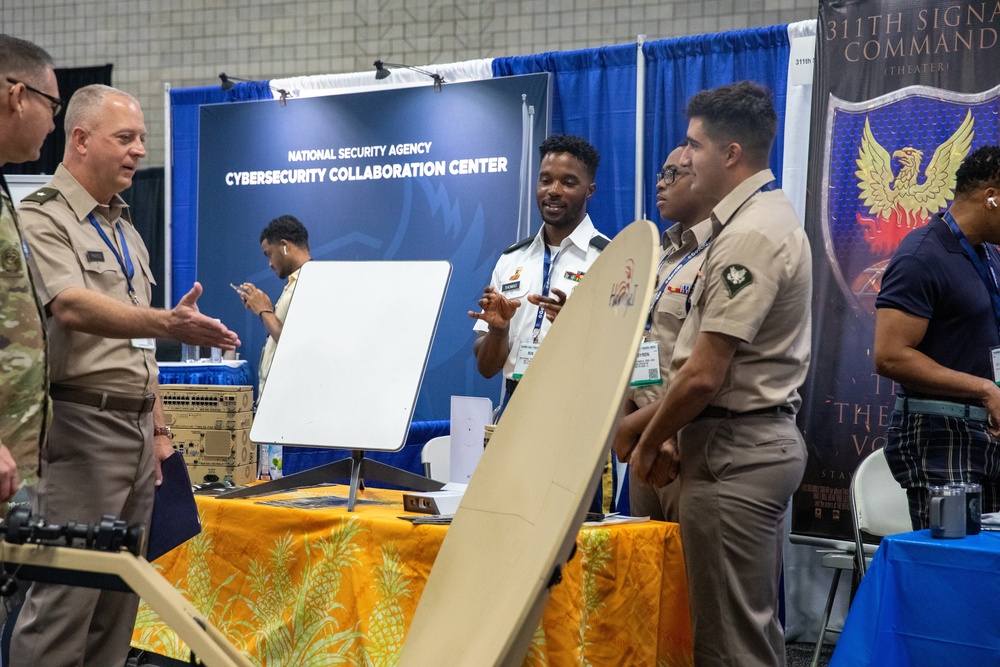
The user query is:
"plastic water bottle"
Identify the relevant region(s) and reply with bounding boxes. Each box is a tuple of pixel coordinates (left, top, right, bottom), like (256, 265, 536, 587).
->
(181, 343, 199, 363)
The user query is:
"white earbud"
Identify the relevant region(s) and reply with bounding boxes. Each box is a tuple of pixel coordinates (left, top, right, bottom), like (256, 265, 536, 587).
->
(282, 244, 288, 255)
(989, 197, 998, 209)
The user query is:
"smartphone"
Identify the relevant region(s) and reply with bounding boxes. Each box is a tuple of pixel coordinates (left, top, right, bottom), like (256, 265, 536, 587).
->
(230, 282, 247, 295)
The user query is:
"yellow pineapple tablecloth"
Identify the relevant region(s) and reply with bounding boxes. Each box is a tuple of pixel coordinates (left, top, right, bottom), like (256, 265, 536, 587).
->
(131, 485, 692, 666)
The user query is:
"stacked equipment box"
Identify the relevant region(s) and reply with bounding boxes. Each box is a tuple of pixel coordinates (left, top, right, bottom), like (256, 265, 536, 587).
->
(160, 384, 257, 486)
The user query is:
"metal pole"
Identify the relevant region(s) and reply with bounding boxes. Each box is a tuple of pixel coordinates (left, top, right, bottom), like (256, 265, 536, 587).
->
(163, 82, 173, 307)
(634, 35, 646, 223)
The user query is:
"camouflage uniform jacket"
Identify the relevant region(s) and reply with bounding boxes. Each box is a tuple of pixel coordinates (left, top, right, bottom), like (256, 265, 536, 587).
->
(0, 186, 49, 488)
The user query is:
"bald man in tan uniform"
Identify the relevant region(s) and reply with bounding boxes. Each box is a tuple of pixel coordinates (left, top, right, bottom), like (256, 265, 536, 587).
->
(631, 82, 811, 667)
(11, 85, 238, 667)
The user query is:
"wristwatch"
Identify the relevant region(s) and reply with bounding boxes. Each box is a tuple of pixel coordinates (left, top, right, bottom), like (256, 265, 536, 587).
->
(153, 425, 173, 439)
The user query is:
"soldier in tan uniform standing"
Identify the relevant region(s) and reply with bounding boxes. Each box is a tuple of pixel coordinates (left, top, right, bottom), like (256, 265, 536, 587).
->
(11, 85, 240, 667)
(611, 141, 717, 521)
(631, 82, 812, 667)
(0, 34, 60, 503)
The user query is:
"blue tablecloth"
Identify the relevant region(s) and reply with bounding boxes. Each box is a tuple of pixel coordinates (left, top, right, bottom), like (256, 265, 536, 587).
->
(158, 361, 253, 387)
(831, 530, 1000, 666)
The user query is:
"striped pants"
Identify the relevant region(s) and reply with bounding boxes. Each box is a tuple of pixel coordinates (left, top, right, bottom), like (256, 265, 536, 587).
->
(884, 409, 1000, 530)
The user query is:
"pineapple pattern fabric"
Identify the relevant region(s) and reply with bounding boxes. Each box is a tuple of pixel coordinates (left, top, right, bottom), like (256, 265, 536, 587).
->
(132, 488, 692, 665)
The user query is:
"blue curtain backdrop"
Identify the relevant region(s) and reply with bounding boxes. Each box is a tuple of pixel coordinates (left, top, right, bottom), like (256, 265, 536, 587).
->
(170, 81, 272, 306)
(643, 26, 790, 227)
(493, 44, 638, 239)
(492, 26, 790, 242)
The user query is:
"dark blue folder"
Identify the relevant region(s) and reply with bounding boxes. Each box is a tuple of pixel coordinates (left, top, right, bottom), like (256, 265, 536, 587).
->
(147, 452, 201, 561)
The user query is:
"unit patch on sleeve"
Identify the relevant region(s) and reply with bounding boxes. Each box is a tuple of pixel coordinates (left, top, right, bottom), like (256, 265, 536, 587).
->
(722, 264, 753, 297)
(1, 244, 21, 274)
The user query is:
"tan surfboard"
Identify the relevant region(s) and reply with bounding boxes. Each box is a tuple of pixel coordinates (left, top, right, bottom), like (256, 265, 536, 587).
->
(399, 219, 659, 666)
(0, 541, 251, 667)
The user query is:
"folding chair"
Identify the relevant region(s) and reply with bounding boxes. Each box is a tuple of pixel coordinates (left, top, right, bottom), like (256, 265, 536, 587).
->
(809, 447, 911, 667)
(420, 435, 451, 482)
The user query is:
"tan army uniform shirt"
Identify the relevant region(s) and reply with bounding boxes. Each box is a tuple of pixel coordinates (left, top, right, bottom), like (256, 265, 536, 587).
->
(629, 218, 713, 408)
(0, 186, 49, 485)
(20, 165, 158, 395)
(258, 266, 300, 393)
(668, 169, 812, 412)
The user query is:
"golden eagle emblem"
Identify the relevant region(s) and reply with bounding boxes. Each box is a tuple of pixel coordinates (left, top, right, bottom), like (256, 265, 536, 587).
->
(854, 110, 973, 255)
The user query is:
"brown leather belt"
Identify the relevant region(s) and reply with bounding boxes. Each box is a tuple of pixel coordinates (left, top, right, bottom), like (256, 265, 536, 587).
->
(50, 385, 155, 413)
(695, 405, 794, 420)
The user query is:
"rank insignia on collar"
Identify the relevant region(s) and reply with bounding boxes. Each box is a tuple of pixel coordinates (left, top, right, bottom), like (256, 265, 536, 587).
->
(722, 264, 753, 297)
(564, 270, 584, 282)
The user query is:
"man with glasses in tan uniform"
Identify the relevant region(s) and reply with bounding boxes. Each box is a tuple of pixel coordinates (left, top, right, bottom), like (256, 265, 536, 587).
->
(630, 81, 811, 667)
(612, 141, 717, 522)
(10, 84, 239, 667)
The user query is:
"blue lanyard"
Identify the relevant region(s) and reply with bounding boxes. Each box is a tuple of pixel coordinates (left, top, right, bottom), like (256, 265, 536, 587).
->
(88, 213, 138, 305)
(645, 236, 712, 335)
(943, 211, 1000, 333)
(733, 179, 779, 216)
(532, 242, 563, 342)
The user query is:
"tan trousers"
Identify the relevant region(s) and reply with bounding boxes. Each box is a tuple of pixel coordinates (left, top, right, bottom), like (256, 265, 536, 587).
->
(678, 413, 806, 667)
(629, 460, 681, 521)
(10, 399, 155, 667)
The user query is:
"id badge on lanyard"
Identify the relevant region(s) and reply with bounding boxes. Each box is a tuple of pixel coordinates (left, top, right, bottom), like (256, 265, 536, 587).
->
(517, 243, 562, 379)
(630, 341, 663, 386)
(89, 214, 150, 350)
(512, 341, 539, 379)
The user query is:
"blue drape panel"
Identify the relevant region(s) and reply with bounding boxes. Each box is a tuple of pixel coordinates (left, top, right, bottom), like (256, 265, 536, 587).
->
(282, 419, 451, 480)
(169, 81, 272, 305)
(493, 45, 638, 238)
(493, 27, 790, 240)
(643, 27, 790, 229)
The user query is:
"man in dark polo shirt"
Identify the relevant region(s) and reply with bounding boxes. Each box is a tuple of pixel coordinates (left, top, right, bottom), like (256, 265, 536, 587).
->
(875, 144, 1000, 529)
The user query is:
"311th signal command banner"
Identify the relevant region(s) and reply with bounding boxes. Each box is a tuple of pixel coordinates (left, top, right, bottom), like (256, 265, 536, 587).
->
(795, 0, 1000, 540)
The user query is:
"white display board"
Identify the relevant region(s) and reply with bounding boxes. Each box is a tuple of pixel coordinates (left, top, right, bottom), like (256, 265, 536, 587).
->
(250, 260, 450, 451)
(449, 395, 492, 484)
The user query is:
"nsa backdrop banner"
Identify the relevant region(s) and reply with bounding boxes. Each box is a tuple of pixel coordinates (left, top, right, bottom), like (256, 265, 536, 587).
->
(795, 0, 1000, 539)
(196, 74, 550, 420)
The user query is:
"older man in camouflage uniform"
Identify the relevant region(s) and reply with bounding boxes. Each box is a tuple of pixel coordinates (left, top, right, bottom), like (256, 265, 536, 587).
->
(0, 34, 61, 503)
